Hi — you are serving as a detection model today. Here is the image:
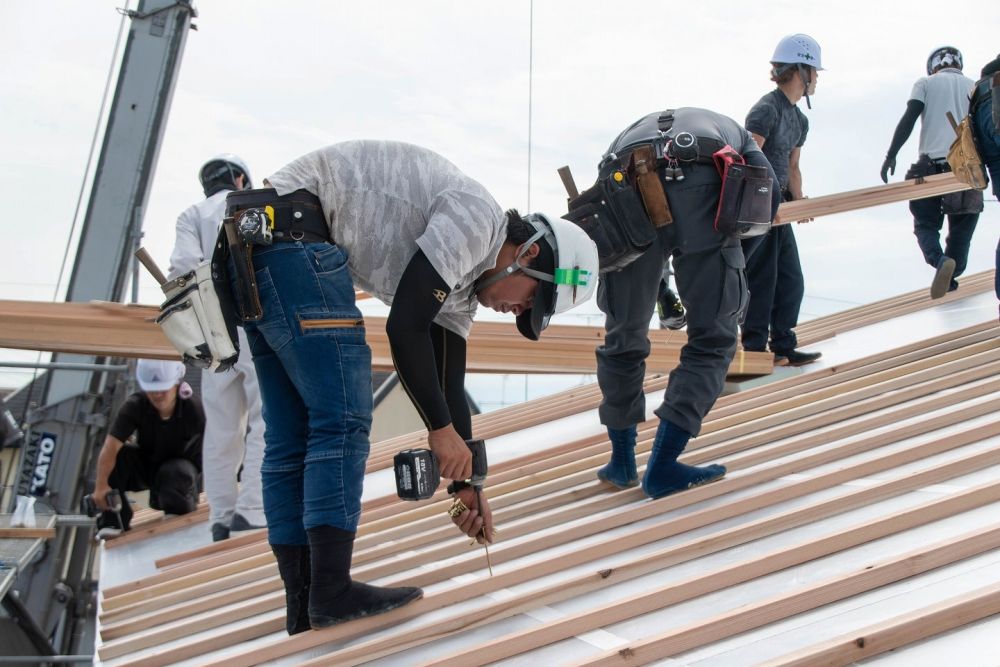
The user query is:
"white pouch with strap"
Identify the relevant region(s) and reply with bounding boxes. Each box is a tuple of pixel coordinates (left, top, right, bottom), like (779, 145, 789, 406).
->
(155, 262, 238, 371)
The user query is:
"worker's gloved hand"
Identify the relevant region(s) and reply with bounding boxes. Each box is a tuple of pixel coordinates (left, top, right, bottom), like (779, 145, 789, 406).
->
(427, 424, 472, 481)
(451, 486, 494, 544)
(880, 156, 896, 184)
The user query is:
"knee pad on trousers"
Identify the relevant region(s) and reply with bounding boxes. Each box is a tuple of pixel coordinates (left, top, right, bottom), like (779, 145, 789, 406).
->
(155, 459, 200, 515)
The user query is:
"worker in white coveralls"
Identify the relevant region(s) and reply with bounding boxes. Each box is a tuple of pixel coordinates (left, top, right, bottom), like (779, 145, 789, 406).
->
(168, 154, 266, 541)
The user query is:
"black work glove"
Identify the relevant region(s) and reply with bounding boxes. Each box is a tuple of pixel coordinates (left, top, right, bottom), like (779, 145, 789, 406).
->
(880, 156, 896, 184)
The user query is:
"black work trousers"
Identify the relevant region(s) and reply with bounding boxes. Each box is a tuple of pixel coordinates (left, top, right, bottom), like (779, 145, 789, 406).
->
(596, 164, 748, 437)
(740, 224, 805, 354)
(909, 195, 980, 278)
(98, 446, 201, 530)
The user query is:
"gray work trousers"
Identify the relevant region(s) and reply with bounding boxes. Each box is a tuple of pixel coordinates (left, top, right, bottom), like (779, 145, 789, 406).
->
(596, 164, 748, 437)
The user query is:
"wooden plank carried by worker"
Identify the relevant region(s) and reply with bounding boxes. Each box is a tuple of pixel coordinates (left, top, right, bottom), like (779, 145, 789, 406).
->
(776, 171, 968, 222)
(0, 299, 773, 376)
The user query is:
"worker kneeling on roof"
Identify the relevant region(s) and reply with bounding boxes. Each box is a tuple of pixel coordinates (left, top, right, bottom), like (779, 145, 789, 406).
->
(90, 359, 204, 540)
(219, 140, 598, 634)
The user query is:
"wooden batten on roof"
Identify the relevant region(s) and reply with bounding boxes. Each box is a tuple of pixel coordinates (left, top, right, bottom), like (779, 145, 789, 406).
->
(93, 310, 1000, 665)
(92, 275, 995, 549)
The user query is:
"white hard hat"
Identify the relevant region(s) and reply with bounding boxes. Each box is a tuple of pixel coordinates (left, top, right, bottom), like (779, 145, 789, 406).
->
(199, 153, 252, 190)
(514, 213, 599, 341)
(136, 359, 186, 392)
(927, 46, 963, 75)
(771, 33, 824, 70)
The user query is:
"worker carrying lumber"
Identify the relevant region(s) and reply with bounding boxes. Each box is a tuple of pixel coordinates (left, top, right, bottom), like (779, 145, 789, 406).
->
(571, 108, 779, 498)
(967, 53, 1000, 314)
(880, 46, 983, 299)
(218, 140, 598, 634)
(741, 33, 824, 367)
(91, 359, 204, 539)
(167, 154, 266, 543)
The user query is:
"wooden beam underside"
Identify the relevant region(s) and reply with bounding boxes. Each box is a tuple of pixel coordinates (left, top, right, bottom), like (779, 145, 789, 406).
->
(95, 321, 1000, 665)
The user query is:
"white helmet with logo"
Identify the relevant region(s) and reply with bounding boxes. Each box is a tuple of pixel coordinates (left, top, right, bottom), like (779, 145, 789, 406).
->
(475, 211, 598, 340)
(515, 213, 599, 340)
(199, 153, 252, 195)
(771, 33, 824, 70)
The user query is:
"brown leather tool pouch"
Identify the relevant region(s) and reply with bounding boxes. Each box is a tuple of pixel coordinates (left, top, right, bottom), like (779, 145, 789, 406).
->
(223, 219, 264, 322)
(629, 145, 673, 226)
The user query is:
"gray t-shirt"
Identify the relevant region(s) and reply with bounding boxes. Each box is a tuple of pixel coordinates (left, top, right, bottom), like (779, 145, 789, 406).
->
(910, 68, 976, 159)
(266, 140, 506, 338)
(745, 89, 809, 190)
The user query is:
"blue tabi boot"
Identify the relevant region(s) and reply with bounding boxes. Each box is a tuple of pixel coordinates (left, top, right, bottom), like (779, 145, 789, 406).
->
(596, 426, 639, 489)
(642, 420, 726, 499)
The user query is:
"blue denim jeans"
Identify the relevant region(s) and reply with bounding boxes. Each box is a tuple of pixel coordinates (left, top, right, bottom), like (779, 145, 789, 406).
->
(972, 96, 1000, 300)
(236, 242, 373, 545)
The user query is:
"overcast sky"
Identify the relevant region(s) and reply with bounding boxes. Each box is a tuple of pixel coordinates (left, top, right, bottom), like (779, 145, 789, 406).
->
(0, 0, 997, 390)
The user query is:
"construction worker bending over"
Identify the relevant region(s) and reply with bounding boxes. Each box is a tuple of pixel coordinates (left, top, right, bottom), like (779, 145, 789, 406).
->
(881, 46, 983, 298)
(221, 140, 598, 634)
(588, 108, 780, 498)
(168, 154, 266, 542)
(91, 359, 204, 539)
(968, 53, 1000, 317)
(741, 33, 823, 367)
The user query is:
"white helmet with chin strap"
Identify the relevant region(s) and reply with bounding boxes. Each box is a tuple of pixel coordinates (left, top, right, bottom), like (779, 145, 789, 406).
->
(199, 153, 252, 196)
(770, 33, 823, 109)
(771, 33, 824, 70)
(476, 212, 599, 340)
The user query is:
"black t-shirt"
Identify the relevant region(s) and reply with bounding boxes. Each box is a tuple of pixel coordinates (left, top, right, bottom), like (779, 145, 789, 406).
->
(745, 89, 809, 190)
(109, 392, 205, 471)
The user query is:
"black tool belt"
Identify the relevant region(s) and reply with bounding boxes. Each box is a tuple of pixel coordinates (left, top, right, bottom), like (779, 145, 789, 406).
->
(225, 188, 330, 244)
(905, 154, 950, 180)
(216, 188, 331, 323)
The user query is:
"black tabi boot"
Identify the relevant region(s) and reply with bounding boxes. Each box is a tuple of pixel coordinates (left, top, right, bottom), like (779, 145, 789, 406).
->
(270, 544, 313, 635)
(307, 524, 422, 628)
(642, 420, 726, 499)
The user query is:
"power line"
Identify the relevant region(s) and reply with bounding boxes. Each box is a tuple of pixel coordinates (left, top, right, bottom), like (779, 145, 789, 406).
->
(526, 0, 533, 211)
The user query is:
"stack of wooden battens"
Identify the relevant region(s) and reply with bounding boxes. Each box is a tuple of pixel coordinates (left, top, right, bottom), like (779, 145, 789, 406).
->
(95, 319, 1000, 665)
(101, 269, 995, 546)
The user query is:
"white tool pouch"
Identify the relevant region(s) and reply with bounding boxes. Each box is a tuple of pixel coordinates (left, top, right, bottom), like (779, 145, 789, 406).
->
(155, 262, 239, 371)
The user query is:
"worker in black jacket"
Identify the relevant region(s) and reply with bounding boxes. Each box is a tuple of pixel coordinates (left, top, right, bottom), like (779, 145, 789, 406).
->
(969, 53, 1000, 316)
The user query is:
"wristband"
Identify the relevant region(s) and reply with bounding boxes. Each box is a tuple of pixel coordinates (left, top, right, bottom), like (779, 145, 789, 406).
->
(447, 480, 472, 495)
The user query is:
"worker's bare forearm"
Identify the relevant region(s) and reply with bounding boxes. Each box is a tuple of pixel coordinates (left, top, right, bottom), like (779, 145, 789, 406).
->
(94, 435, 123, 490)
